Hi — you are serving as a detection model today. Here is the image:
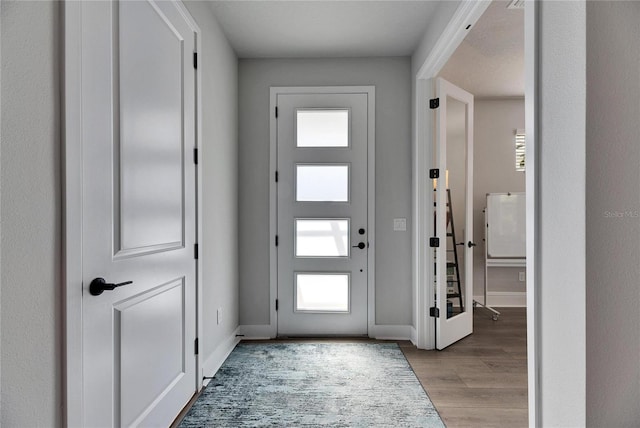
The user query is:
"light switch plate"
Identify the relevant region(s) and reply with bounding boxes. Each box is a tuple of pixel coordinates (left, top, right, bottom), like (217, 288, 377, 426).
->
(393, 218, 407, 231)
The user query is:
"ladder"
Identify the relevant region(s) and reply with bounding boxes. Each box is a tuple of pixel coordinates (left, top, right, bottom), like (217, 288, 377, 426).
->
(446, 188, 464, 312)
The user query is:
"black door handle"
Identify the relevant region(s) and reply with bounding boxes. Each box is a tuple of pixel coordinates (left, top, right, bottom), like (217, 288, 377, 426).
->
(89, 277, 133, 296)
(468, 241, 477, 248)
(352, 242, 366, 250)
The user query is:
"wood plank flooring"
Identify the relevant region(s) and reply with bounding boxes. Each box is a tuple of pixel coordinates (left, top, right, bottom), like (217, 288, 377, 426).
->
(401, 307, 528, 427)
(175, 307, 528, 427)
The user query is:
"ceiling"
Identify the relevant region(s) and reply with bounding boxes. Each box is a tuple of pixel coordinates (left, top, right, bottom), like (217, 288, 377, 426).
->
(208, 1, 441, 58)
(207, 0, 524, 97)
(439, 0, 524, 97)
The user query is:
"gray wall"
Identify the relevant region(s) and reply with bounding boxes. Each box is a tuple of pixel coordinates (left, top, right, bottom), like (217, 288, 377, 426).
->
(238, 57, 413, 326)
(538, 1, 587, 425)
(183, 0, 240, 372)
(1, 1, 62, 425)
(473, 99, 525, 297)
(586, 2, 640, 426)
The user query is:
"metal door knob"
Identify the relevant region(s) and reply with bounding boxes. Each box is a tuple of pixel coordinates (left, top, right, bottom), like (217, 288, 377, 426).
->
(468, 241, 477, 248)
(352, 242, 366, 249)
(89, 277, 133, 296)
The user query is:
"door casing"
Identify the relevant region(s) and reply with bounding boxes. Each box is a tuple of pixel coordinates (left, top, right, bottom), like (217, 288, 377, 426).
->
(62, 1, 203, 425)
(269, 86, 376, 338)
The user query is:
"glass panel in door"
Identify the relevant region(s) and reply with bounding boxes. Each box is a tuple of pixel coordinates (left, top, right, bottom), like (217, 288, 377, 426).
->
(434, 78, 475, 349)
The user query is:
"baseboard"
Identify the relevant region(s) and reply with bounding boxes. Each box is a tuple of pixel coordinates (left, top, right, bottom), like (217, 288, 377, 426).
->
(202, 326, 241, 385)
(237, 324, 414, 341)
(474, 292, 527, 307)
(238, 324, 276, 339)
(410, 326, 418, 345)
(370, 324, 413, 341)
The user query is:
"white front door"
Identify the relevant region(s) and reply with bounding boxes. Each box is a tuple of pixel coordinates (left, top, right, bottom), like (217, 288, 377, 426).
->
(433, 78, 475, 349)
(80, 1, 198, 426)
(275, 88, 373, 336)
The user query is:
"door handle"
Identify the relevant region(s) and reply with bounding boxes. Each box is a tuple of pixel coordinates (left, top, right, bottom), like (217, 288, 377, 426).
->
(468, 241, 477, 248)
(352, 242, 366, 250)
(89, 277, 133, 296)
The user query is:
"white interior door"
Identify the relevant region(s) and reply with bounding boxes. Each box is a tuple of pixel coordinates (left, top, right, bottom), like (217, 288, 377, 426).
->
(80, 1, 198, 426)
(275, 89, 372, 336)
(434, 78, 475, 349)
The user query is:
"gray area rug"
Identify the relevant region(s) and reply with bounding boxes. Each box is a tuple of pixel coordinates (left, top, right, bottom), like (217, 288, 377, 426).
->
(179, 342, 445, 427)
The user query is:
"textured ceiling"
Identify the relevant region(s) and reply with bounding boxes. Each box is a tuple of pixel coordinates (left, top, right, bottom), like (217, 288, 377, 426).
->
(208, 1, 441, 58)
(439, 0, 524, 98)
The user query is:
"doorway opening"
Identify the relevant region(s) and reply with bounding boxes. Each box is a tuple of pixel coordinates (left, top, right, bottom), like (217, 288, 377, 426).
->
(412, 0, 536, 425)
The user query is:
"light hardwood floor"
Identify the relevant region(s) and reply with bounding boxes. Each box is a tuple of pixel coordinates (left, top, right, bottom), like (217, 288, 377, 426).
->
(174, 307, 528, 427)
(401, 307, 528, 427)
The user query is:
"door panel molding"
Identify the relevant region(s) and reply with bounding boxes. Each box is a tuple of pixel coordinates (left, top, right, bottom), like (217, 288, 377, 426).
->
(269, 86, 375, 338)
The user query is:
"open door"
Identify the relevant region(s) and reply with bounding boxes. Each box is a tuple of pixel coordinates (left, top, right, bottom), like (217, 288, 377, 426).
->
(433, 78, 475, 350)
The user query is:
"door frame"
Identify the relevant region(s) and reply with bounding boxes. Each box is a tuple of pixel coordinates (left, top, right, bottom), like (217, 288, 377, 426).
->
(411, 0, 540, 426)
(62, 2, 203, 425)
(269, 86, 376, 338)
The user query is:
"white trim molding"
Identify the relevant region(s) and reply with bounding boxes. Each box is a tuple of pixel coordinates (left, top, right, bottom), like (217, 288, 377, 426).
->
(524, 1, 540, 426)
(239, 324, 276, 340)
(475, 292, 527, 307)
(202, 327, 241, 386)
(62, 3, 84, 425)
(371, 325, 414, 341)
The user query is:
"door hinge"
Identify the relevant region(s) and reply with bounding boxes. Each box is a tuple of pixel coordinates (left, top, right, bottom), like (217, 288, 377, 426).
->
(193, 52, 198, 69)
(194, 338, 199, 355)
(430, 98, 440, 109)
(194, 243, 199, 259)
(194, 148, 198, 165)
(275, 235, 279, 246)
(275, 299, 279, 311)
(275, 106, 278, 118)
(429, 237, 440, 248)
(275, 171, 279, 182)
(429, 168, 440, 179)
(429, 307, 440, 318)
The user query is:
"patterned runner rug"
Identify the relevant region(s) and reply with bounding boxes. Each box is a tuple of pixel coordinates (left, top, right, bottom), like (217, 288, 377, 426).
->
(179, 342, 444, 427)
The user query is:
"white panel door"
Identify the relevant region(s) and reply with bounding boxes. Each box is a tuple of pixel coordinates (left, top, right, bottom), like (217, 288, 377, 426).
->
(276, 90, 371, 336)
(80, 1, 197, 426)
(434, 78, 475, 349)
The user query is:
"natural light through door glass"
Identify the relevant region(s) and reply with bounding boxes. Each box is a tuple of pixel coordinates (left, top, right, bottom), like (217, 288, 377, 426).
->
(296, 274, 349, 312)
(297, 110, 349, 147)
(296, 165, 349, 202)
(295, 219, 349, 257)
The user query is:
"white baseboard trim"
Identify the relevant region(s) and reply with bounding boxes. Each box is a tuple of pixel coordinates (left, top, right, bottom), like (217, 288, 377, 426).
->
(475, 292, 527, 307)
(237, 324, 414, 341)
(370, 324, 413, 341)
(202, 326, 241, 386)
(410, 326, 418, 345)
(238, 324, 276, 339)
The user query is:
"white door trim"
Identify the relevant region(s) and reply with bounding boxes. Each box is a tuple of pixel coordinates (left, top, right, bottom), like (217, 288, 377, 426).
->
(62, 2, 202, 425)
(524, 2, 540, 425)
(412, 0, 539, 426)
(269, 86, 376, 338)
